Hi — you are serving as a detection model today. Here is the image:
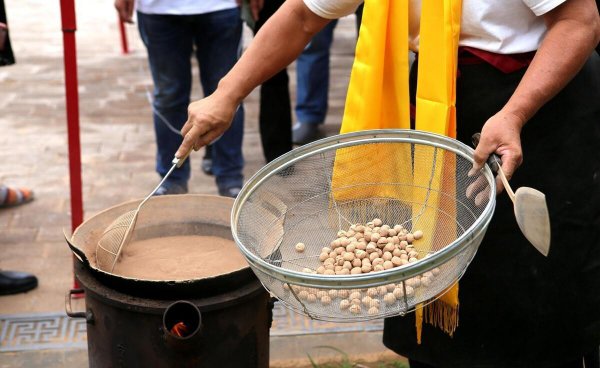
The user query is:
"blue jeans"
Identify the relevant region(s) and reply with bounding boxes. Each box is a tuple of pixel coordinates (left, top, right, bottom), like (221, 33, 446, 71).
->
(137, 9, 244, 190)
(295, 20, 337, 125)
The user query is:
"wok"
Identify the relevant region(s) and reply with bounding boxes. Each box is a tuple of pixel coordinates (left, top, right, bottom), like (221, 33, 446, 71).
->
(66, 195, 254, 299)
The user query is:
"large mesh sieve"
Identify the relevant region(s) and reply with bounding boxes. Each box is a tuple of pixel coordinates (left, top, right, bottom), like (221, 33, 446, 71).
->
(232, 130, 496, 322)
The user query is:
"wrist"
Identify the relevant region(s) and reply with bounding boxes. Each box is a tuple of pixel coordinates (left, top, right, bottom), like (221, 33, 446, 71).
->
(499, 104, 529, 130)
(215, 76, 246, 108)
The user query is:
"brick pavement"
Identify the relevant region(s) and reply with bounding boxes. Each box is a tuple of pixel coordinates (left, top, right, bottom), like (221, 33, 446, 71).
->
(0, 1, 404, 365)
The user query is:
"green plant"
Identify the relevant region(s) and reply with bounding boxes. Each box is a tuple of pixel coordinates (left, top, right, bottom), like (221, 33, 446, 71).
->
(306, 346, 354, 368)
(305, 346, 409, 368)
(377, 362, 409, 368)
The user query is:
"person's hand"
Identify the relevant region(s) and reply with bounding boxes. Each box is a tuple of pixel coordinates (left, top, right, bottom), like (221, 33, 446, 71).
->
(470, 110, 525, 193)
(115, 0, 135, 24)
(236, 0, 264, 21)
(249, 0, 264, 21)
(175, 93, 239, 158)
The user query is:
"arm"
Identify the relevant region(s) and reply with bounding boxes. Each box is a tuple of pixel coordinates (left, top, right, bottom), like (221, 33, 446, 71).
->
(472, 0, 600, 189)
(176, 0, 330, 157)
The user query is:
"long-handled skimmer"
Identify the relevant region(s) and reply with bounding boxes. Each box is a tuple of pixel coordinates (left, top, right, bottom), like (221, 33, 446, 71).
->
(95, 152, 191, 272)
(472, 133, 551, 256)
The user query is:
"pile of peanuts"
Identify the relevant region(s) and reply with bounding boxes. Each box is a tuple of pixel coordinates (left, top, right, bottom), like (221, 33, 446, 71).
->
(296, 218, 424, 275)
(286, 218, 441, 315)
(283, 271, 440, 315)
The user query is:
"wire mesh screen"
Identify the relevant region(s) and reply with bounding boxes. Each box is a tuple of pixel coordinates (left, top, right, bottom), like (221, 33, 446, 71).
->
(233, 130, 495, 321)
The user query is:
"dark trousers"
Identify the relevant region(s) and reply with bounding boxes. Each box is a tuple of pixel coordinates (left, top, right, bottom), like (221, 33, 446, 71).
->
(0, 0, 15, 66)
(254, 2, 363, 163)
(410, 346, 599, 368)
(137, 9, 245, 189)
(254, 0, 292, 163)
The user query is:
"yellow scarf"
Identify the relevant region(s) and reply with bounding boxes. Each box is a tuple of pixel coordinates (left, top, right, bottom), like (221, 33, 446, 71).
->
(331, 0, 410, 202)
(336, 0, 462, 343)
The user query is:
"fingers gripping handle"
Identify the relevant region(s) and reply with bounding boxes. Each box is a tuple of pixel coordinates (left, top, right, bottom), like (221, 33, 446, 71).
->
(471, 133, 516, 202)
(471, 133, 502, 173)
(172, 149, 192, 168)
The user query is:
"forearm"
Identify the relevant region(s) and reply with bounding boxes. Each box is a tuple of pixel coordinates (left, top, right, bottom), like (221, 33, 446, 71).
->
(215, 0, 330, 106)
(500, 0, 600, 125)
(471, 0, 600, 181)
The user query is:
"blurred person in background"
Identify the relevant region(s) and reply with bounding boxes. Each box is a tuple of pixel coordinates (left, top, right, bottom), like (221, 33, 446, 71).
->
(250, 0, 339, 162)
(253, 1, 362, 163)
(290, 20, 338, 145)
(0, 0, 38, 295)
(248, 0, 292, 163)
(115, 0, 245, 198)
(292, 6, 363, 145)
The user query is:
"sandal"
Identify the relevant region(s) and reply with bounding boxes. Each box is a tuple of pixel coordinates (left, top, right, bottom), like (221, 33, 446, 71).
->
(0, 185, 34, 208)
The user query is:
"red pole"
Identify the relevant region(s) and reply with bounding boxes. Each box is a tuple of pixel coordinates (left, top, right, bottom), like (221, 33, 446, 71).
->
(118, 17, 129, 54)
(60, 0, 84, 290)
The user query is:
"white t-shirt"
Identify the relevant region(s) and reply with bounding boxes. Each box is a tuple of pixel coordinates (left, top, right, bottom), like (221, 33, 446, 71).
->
(303, 0, 567, 54)
(136, 0, 238, 15)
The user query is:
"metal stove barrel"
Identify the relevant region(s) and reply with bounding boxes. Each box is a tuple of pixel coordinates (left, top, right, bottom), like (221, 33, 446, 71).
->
(67, 261, 272, 368)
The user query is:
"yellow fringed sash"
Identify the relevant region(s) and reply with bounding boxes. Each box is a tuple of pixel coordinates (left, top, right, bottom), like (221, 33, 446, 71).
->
(414, 0, 462, 344)
(335, 0, 462, 343)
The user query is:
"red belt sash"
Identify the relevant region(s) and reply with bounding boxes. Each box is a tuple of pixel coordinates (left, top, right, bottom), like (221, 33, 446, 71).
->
(458, 46, 536, 73)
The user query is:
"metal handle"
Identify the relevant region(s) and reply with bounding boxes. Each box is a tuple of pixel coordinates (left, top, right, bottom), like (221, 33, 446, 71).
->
(65, 288, 94, 323)
(145, 149, 192, 200)
(471, 133, 502, 173)
(471, 133, 516, 201)
(172, 149, 191, 168)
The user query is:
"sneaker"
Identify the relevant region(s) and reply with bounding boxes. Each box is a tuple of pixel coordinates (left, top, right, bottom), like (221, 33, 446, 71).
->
(153, 181, 188, 196)
(218, 186, 242, 198)
(201, 158, 213, 176)
(292, 122, 322, 145)
(202, 145, 214, 176)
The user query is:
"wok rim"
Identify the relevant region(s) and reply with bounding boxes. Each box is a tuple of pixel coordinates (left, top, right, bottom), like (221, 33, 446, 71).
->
(69, 194, 251, 285)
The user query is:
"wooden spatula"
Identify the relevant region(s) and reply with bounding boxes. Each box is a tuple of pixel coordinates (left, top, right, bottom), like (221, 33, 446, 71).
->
(472, 133, 551, 256)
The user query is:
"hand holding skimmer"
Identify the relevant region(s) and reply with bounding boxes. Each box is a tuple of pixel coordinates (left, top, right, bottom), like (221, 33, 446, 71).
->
(472, 133, 551, 256)
(96, 152, 191, 272)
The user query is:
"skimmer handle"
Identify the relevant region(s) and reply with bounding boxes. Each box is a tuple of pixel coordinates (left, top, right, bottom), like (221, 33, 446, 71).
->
(172, 149, 192, 168)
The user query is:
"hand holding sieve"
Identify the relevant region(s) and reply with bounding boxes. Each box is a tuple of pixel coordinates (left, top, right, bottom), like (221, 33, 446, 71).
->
(471, 133, 551, 256)
(95, 151, 191, 272)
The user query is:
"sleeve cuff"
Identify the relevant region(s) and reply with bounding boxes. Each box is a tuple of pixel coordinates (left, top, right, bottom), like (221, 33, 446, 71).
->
(303, 0, 361, 20)
(525, 0, 566, 16)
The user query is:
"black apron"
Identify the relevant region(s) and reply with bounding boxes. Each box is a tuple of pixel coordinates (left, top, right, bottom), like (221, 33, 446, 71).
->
(383, 53, 600, 368)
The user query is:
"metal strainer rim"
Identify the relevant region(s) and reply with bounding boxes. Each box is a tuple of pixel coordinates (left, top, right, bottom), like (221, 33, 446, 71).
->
(231, 129, 496, 288)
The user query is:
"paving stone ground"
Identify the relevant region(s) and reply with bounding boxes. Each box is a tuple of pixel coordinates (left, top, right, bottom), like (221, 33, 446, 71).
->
(0, 0, 405, 366)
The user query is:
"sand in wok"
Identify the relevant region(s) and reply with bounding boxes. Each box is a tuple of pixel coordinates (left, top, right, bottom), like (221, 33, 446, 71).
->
(110, 235, 248, 281)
